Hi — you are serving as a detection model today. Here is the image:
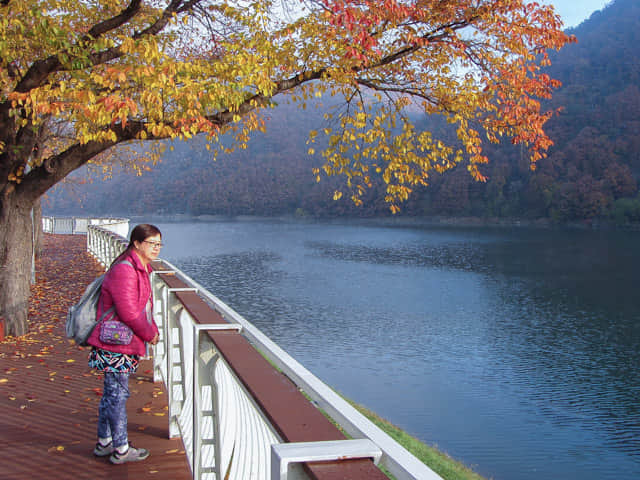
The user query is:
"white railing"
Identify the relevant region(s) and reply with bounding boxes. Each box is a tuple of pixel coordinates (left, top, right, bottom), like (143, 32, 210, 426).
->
(42, 216, 129, 238)
(87, 224, 130, 267)
(155, 289, 280, 480)
(86, 223, 443, 480)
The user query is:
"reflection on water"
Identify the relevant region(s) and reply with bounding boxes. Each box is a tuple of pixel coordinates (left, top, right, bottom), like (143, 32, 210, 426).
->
(153, 220, 640, 480)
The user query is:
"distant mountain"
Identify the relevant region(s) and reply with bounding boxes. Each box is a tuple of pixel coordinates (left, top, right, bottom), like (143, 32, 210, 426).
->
(45, 0, 640, 224)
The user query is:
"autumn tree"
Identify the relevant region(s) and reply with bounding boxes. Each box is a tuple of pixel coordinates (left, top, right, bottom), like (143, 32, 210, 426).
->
(0, 0, 573, 335)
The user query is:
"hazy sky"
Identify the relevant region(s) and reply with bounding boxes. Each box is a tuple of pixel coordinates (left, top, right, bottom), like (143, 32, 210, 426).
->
(542, 0, 612, 27)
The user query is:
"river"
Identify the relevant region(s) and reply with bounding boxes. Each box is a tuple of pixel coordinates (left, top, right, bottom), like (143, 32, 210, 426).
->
(140, 218, 640, 480)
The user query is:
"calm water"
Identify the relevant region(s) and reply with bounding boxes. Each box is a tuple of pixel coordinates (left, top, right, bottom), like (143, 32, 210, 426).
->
(147, 219, 639, 480)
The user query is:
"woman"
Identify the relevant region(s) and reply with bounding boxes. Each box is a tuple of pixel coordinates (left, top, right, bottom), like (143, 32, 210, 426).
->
(87, 224, 162, 464)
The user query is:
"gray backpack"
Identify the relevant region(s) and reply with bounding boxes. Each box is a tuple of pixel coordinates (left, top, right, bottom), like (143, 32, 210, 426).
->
(65, 260, 133, 345)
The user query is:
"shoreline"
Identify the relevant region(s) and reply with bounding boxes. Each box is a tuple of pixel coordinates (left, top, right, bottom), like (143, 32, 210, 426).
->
(42, 210, 640, 231)
(120, 212, 640, 231)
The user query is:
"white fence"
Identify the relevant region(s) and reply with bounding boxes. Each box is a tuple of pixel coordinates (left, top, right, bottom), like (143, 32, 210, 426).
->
(85, 223, 443, 480)
(42, 216, 129, 238)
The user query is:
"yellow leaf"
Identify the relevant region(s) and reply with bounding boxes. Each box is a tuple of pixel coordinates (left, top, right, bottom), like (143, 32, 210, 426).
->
(0, 379, 8, 383)
(66, 359, 75, 363)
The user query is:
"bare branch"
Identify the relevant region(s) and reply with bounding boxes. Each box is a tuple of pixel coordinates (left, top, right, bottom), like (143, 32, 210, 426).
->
(355, 78, 440, 108)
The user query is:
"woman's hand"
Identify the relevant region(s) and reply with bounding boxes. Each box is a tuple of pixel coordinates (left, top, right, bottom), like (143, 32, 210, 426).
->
(150, 333, 159, 345)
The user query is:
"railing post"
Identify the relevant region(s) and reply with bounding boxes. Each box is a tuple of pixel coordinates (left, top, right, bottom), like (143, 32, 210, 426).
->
(192, 324, 242, 480)
(150, 270, 175, 384)
(164, 286, 197, 439)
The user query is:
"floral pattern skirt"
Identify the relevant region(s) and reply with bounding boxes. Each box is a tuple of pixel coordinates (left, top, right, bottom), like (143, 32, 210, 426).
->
(88, 348, 139, 373)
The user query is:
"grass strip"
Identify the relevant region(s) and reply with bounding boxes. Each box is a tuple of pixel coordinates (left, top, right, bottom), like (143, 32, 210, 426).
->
(348, 401, 487, 480)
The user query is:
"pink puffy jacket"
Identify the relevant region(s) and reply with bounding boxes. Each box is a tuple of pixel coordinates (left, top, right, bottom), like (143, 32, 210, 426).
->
(87, 251, 158, 356)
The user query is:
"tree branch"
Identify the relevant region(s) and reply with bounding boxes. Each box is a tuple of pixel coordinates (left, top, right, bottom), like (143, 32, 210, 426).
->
(20, 140, 115, 202)
(14, 0, 142, 93)
(355, 78, 440, 107)
(18, 120, 148, 201)
(86, 0, 142, 38)
(14, 0, 203, 93)
(176, 0, 202, 14)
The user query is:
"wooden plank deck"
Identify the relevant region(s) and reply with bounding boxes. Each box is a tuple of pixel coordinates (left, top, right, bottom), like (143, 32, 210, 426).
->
(0, 234, 191, 480)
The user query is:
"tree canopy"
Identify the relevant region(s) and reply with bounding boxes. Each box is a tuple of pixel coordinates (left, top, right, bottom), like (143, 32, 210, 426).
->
(0, 0, 573, 335)
(2, 0, 573, 209)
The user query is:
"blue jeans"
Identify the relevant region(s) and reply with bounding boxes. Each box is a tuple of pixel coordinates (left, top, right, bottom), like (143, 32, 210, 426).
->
(97, 372, 130, 448)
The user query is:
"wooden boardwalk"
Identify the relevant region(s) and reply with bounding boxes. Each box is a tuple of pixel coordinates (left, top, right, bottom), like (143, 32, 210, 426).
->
(0, 234, 191, 480)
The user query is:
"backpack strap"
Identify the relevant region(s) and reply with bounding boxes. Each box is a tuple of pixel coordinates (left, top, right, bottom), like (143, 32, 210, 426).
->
(118, 260, 134, 269)
(98, 260, 135, 323)
(98, 305, 115, 324)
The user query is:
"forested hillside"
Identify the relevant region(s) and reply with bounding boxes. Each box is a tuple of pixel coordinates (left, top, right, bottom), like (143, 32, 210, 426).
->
(45, 0, 640, 224)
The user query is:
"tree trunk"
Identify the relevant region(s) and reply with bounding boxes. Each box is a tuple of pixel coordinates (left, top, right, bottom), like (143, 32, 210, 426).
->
(0, 193, 35, 337)
(33, 199, 44, 260)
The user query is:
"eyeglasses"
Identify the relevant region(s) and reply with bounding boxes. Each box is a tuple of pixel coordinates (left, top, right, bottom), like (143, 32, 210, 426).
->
(143, 240, 164, 249)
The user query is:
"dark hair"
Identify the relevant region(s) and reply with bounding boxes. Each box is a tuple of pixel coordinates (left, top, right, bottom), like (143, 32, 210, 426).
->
(110, 224, 162, 267)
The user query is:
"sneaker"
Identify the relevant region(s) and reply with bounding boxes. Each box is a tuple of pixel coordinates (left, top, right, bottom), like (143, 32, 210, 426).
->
(93, 441, 114, 457)
(109, 444, 150, 464)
